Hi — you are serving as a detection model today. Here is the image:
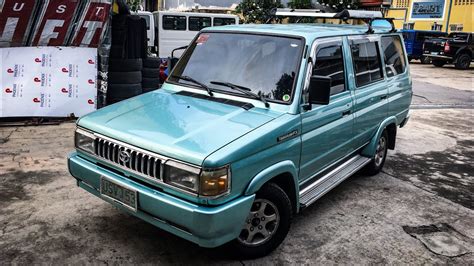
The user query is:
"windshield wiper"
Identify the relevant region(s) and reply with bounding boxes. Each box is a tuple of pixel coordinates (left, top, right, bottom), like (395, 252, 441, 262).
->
(210, 81, 269, 108)
(171, 75, 214, 96)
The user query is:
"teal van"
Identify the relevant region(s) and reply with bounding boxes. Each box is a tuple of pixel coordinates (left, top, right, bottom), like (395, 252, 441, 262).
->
(68, 11, 412, 258)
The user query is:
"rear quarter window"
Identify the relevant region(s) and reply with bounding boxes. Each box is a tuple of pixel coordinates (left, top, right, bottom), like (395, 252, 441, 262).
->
(381, 35, 407, 77)
(213, 17, 236, 26)
(350, 38, 384, 87)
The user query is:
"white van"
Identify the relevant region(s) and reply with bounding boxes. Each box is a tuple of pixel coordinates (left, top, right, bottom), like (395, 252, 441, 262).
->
(137, 11, 239, 58)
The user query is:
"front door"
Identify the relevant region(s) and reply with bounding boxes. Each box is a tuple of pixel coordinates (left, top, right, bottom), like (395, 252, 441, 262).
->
(299, 37, 355, 183)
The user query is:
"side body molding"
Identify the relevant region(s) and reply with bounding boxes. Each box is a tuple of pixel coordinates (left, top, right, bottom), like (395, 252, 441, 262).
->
(361, 116, 398, 157)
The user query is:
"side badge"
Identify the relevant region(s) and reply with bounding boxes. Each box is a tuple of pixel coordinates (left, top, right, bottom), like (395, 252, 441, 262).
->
(277, 130, 298, 142)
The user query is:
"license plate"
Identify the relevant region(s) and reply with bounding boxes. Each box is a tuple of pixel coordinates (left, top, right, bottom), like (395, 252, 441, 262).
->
(100, 177, 137, 211)
(431, 52, 438, 55)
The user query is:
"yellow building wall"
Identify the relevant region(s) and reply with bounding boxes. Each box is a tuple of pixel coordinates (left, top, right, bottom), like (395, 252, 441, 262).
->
(387, 0, 474, 32)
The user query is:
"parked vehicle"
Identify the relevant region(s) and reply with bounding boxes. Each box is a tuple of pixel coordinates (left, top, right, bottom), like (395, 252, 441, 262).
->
(136, 11, 239, 58)
(401, 29, 447, 63)
(423, 32, 473, 69)
(68, 10, 412, 258)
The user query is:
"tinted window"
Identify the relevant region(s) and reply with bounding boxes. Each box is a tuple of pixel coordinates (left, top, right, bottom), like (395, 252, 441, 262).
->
(313, 44, 345, 95)
(381, 36, 407, 77)
(213, 17, 236, 26)
(169, 33, 303, 102)
(163, 15, 186, 30)
(350, 39, 383, 87)
(189, 16, 211, 31)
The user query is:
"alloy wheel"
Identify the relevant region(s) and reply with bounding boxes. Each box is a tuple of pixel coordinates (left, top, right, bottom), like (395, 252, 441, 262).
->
(238, 199, 280, 246)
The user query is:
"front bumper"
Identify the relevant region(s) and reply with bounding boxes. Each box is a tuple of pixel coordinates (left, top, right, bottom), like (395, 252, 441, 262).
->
(68, 152, 254, 248)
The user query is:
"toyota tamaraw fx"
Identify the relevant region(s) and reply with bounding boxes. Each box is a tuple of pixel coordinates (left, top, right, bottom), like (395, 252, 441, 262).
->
(68, 10, 412, 258)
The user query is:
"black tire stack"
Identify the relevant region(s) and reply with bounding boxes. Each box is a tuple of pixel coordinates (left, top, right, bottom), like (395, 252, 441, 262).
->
(142, 57, 161, 93)
(106, 14, 146, 105)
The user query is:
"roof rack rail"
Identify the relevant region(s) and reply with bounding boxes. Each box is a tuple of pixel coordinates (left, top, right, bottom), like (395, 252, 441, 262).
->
(268, 8, 396, 34)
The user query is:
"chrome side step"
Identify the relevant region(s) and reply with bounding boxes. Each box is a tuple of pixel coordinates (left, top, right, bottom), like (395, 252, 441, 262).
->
(299, 155, 371, 208)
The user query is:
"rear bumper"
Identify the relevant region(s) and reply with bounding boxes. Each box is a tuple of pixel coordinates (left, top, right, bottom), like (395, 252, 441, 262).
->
(67, 152, 254, 248)
(423, 54, 452, 60)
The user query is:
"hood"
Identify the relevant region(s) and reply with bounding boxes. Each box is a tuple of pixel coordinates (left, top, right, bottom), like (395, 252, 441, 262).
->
(78, 89, 281, 166)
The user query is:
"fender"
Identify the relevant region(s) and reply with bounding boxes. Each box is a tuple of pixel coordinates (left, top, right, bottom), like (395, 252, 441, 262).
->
(361, 116, 398, 157)
(244, 160, 300, 209)
(454, 46, 472, 61)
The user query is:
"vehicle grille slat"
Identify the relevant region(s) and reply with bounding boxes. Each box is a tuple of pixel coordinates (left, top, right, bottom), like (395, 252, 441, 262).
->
(93, 137, 162, 181)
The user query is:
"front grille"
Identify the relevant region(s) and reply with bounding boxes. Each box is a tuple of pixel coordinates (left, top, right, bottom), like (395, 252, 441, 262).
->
(94, 137, 162, 180)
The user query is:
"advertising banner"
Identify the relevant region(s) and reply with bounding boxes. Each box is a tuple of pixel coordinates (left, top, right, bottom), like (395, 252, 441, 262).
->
(0, 0, 39, 47)
(0, 47, 97, 117)
(410, 0, 446, 20)
(30, 0, 81, 46)
(69, 0, 112, 47)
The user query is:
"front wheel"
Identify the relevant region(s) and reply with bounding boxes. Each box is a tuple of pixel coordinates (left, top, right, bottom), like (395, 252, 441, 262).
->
(230, 183, 292, 259)
(362, 130, 388, 176)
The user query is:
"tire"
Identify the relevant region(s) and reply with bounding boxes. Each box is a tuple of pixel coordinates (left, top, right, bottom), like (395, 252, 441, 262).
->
(108, 58, 142, 72)
(142, 77, 160, 88)
(142, 67, 160, 78)
(420, 56, 431, 64)
(432, 59, 446, 67)
(362, 130, 388, 176)
(143, 57, 161, 68)
(108, 71, 142, 84)
(107, 83, 142, 98)
(454, 53, 471, 70)
(229, 183, 292, 259)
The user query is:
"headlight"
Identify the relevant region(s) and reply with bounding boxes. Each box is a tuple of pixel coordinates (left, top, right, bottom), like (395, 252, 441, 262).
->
(163, 161, 230, 197)
(200, 167, 230, 196)
(163, 160, 200, 193)
(75, 128, 95, 154)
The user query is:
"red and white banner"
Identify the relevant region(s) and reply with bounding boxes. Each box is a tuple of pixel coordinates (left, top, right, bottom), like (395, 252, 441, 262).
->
(69, 0, 112, 47)
(0, 47, 97, 117)
(30, 0, 81, 46)
(0, 0, 39, 47)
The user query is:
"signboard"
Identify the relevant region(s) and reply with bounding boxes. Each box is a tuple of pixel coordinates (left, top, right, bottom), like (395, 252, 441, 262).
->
(0, 0, 39, 47)
(410, 0, 447, 20)
(30, 0, 81, 46)
(0, 47, 97, 117)
(69, 0, 112, 47)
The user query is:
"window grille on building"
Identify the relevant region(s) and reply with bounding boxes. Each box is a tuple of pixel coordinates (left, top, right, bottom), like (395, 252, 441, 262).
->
(454, 0, 473, 5)
(450, 24, 464, 31)
(395, 0, 410, 8)
(403, 22, 415, 29)
(431, 23, 443, 31)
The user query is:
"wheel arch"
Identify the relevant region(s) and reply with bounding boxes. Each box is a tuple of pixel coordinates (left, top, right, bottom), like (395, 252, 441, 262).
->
(361, 117, 398, 157)
(244, 160, 300, 214)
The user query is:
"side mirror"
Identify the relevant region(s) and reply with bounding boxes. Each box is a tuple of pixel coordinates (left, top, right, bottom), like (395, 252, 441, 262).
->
(308, 75, 331, 106)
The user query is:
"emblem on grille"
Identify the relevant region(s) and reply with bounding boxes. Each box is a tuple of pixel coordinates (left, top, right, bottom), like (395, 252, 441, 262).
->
(119, 150, 131, 163)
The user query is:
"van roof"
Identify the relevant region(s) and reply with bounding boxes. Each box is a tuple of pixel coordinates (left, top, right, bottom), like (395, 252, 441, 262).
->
(203, 23, 397, 40)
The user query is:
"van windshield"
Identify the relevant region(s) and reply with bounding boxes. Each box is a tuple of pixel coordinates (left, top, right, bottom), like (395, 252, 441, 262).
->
(168, 32, 304, 103)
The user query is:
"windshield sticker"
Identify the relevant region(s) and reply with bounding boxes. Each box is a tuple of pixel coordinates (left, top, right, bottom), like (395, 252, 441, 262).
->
(196, 34, 210, 45)
(290, 43, 299, 48)
(282, 94, 291, 102)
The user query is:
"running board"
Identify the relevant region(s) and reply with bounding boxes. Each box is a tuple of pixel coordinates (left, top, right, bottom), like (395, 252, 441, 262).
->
(299, 155, 371, 208)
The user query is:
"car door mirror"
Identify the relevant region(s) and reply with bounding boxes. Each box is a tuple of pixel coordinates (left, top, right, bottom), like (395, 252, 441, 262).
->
(308, 75, 331, 106)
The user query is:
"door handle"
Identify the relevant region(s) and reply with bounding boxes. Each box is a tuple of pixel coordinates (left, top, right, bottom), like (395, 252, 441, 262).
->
(342, 109, 351, 117)
(380, 95, 388, 100)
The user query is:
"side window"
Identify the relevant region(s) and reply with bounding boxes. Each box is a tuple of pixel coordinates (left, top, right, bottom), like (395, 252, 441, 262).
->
(189, 17, 211, 31)
(163, 15, 186, 30)
(350, 39, 384, 87)
(213, 17, 236, 26)
(313, 44, 346, 95)
(381, 36, 407, 77)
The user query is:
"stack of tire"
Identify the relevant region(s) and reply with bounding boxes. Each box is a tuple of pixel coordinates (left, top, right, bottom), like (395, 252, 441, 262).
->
(106, 14, 147, 105)
(142, 57, 161, 93)
(107, 58, 143, 104)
